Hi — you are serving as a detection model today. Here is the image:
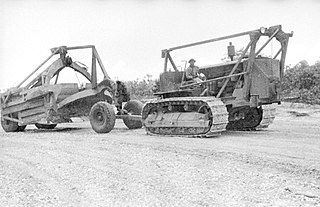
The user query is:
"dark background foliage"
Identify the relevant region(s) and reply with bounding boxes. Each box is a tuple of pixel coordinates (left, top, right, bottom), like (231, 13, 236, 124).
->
(282, 60, 320, 104)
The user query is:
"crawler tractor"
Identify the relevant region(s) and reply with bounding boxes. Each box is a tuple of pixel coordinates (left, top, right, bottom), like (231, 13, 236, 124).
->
(142, 25, 293, 137)
(0, 45, 143, 133)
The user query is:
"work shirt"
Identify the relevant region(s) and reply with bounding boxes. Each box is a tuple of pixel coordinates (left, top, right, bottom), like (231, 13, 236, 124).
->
(185, 65, 199, 80)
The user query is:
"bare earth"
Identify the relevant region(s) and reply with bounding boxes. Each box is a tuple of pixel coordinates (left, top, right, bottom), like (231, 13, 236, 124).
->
(0, 103, 320, 207)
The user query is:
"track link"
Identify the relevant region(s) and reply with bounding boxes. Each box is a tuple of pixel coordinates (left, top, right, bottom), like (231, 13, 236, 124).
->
(257, 104, 277, 129)
(142, 97, 229, 137)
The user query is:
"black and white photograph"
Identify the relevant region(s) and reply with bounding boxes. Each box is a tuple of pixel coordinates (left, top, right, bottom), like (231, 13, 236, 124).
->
(0, 0, 320, 206)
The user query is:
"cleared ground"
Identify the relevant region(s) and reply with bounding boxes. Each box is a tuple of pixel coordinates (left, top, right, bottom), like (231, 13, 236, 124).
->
(0, 103, 320, 207)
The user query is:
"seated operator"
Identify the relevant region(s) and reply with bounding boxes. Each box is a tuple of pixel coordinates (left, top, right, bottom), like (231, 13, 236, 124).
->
(185, 58, 206, 83)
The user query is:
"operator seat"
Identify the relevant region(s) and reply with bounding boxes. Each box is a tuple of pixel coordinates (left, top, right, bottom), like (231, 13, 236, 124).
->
(180, 70, 195, 87)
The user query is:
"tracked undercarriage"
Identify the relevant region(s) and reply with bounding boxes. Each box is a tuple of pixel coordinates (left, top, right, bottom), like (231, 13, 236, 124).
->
(143, 97, 228, 137)
(142, 97, 276, 136)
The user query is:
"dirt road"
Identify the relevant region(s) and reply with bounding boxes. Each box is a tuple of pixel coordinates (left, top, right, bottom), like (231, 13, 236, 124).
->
(1, 103, 320, 207)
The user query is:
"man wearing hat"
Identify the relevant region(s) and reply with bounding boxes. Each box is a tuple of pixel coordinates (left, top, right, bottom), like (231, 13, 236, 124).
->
(185, 58, 205, 83)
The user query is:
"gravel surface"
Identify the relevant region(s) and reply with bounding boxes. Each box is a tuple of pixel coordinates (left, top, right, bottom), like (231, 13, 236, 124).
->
(0, 103, 320, 207)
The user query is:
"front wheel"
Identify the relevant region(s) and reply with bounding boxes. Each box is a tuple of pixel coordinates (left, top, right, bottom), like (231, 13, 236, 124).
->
(123, 100, 143, 129)
(89, 101, 116, 133)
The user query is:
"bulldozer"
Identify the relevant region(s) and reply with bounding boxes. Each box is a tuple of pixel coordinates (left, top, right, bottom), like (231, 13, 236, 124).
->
(0, 45, 143, 133)
(142, 25, 293, 137)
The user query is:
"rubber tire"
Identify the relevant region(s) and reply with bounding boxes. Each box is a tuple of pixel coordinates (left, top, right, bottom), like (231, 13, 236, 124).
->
(1, 118, 19, 132)
(17, 125, 27, 131)
(89, 101, 116, 133)
(35, 123, 57, 130)
(123, 100, 143, 129)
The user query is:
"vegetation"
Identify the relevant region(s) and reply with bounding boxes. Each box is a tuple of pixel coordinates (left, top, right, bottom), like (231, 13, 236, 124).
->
(282, 60, 320, 105)
(124, 74, 157, 100)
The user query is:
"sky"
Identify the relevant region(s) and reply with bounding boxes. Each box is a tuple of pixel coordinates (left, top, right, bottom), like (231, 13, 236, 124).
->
(1, 0, 320, 90)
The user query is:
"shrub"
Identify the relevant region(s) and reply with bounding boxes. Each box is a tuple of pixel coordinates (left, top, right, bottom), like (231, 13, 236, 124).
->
(124, 74, 157, 100)
(282, 60, 320, 104)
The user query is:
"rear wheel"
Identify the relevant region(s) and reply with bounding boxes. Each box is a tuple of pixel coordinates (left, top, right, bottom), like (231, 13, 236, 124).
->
(35, 123, 57, 130)
(1, 118, 19, 132)
(0, 113, 26, 132)
(89, 101, 116, 133)
(123, 100, 143, 129)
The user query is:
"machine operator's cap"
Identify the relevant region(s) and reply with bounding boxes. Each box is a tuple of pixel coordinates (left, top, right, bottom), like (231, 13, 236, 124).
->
(188, 58, 196, 63)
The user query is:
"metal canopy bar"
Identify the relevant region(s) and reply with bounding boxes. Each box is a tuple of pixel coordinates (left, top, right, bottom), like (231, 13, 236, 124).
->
(255, 28, 280, 56)
(216, 39, 254, 98)
(66, 45, 95, 50)
(180, 71, 247, 89)
(91, 47, 97, 88)
(273, 48, 282, 59)
(168, 29, 259, 51)
(163, 52, 169, 72)
(167, 53, 178, 72)
(93, 47, 110, 80)
(17, 47, 60, 88)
